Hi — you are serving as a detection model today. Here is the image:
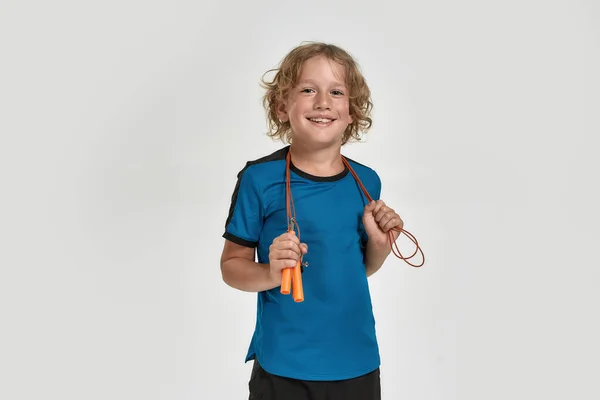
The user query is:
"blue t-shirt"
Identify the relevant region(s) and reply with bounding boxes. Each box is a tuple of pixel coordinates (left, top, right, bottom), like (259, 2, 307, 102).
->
(223, 145, 382, 381)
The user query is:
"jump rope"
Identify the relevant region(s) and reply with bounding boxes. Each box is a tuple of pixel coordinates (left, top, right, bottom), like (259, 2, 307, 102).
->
(280, 150, 425, 302)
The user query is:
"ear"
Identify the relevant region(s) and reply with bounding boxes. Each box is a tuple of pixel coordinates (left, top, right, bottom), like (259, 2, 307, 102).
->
(276, 100, 289, 122)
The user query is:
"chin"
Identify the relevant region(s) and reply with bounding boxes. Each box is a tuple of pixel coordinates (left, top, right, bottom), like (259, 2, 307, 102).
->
(292, 133, 343, 148)
(293, 123, 342, 142)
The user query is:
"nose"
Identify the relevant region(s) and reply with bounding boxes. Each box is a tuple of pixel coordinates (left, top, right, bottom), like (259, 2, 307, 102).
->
(314, 91, 331, 110)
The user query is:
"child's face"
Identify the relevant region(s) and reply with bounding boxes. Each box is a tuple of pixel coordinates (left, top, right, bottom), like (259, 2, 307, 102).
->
(278, 56, 353, 147)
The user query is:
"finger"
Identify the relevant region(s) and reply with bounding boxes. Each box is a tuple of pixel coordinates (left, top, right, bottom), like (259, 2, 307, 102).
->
(271, 259, 298, 269)
(382, 215, 403, 232)
(273, 231, 300, 245)
(373, 207, 386, 222)
(300, 243, 308, 254)
(366, 199, 385, 213)
(375, 208, 393, 223)
(377, 213, 393, 230)
(374, 202, 389, 219)
(272, 246, 302, 261)
(275, 231, 294, 240)
(272, 242, 308, 265)
(275, 238, 301, 250)
(284, 231, 299, 240)
(364, 200, 378, 212)
(272, 257, 300, 270)
(380, 218, 394, 233)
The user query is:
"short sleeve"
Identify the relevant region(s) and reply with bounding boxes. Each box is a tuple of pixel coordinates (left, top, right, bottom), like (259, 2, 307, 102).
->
(371, 170, 381, 201)
(360, 169, 382, 247)
(222, 166, 264, 248)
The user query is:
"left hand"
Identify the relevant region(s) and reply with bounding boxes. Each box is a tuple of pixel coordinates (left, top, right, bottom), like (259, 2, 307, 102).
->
(362, 200, 403, 247)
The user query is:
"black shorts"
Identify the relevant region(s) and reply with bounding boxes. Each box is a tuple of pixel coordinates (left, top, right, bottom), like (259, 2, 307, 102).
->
(248, 360, 381, 400)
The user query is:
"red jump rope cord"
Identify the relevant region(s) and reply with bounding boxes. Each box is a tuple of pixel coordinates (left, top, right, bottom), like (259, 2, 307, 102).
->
(342, 157, 425, 268)
(281, 151, 425, 300)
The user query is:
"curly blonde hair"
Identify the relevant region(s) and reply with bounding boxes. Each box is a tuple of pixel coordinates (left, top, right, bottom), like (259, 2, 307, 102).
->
(261, 42, 373, 145)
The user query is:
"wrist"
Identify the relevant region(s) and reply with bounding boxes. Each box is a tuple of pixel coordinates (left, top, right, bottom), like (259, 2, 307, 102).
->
(366, 237, 391, 254)
(266, 264, 282, 290)
(364, 239, 391, 276)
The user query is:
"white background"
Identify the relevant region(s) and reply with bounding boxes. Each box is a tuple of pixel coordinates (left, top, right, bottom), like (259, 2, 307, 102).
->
(1, 0, 599, 399)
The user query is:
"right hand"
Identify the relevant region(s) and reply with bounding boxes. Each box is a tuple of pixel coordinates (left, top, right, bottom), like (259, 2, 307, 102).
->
(268, 231, 308, 286)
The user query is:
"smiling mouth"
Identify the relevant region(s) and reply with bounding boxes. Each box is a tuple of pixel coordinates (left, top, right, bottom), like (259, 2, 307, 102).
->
(307, 117, 335, 124)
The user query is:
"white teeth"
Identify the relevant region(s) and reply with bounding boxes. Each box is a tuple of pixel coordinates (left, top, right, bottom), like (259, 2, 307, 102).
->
(309, 118, 332, 123)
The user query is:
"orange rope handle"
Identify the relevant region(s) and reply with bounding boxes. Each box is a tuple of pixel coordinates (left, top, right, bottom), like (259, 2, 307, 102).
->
(281, 265, 292, 295)
(292, 260, 304, 302)
(281, 152, 305, 301)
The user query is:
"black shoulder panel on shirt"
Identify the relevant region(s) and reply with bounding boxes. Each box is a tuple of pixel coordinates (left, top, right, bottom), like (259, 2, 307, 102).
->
(242, 145, 289, 173)
(224, 146, 289, 230)
(342, 154, 372, 170)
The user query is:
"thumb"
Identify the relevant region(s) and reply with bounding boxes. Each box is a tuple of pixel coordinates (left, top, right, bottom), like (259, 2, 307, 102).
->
(300, 243, 308, 254)
(364, 200, 377, 213)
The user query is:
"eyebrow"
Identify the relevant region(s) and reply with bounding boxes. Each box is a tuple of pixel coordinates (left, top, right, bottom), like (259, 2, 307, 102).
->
(297, 79, 347, 88)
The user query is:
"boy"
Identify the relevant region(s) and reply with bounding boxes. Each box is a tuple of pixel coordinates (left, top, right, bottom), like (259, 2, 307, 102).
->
(221, 42, 404, 400)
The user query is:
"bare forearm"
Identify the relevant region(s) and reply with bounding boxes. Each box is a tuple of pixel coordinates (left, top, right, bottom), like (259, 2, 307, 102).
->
(221, 258, 279, 292)
(364, 240, 391, 277)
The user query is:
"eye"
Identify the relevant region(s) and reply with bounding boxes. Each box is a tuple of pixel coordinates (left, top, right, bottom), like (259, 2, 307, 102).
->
(331, 90, 345, 96)
(301, 88, 314, 93)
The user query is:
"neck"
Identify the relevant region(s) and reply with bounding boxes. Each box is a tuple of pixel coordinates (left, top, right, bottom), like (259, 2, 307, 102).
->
(289, 142, 345, 177)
